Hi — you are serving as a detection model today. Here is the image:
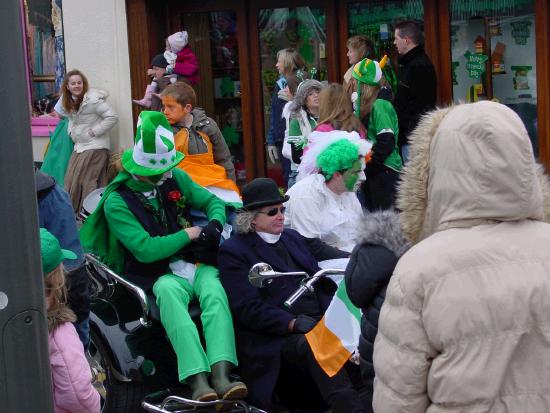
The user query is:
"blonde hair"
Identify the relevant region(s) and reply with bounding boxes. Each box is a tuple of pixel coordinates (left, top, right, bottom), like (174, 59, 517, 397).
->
(45, 264, 67, 306)
(344, 77, 382, 120)
(277, 48, 306, 76)
(318, 83, 365, 134)
(347, 35, 374, 61)
(60, 69, 89, 113)
(234, 210, 259, 234)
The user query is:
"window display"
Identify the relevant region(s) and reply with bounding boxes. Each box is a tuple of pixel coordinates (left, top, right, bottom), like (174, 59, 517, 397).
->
(258, 7, 328, 185)
(181, 10, 247, 185)
(348, 2, 424, 57)
(24, 0, 65, 117)
(347, 1, 424, 92)
(450, 0, 538, 154)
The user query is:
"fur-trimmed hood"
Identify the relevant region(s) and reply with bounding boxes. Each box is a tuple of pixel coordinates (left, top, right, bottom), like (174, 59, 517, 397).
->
(398, 101, 550, 244)
(358, 209, 410, 258)
(289, 79, 324, 117)
(48, 305, 76, 333)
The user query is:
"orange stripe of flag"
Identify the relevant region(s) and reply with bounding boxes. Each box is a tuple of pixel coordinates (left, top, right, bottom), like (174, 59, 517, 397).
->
(305, 316, 352, 377)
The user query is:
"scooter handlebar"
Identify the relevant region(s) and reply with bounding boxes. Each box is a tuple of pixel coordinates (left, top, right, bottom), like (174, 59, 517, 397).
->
(284, 284, 310, 308)
(284, 268, 345, 308)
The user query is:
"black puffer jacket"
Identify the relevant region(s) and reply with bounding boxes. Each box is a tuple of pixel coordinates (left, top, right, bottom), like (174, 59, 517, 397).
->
(345, 210, 409, 383)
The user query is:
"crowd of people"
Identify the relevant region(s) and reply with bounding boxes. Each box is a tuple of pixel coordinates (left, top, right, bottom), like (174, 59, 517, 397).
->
(35, 20, 550, 413)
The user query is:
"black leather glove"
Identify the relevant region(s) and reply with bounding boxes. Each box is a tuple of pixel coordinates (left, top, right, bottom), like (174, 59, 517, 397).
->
(292, 315, 318, 334)
(198, 220, 223, 248)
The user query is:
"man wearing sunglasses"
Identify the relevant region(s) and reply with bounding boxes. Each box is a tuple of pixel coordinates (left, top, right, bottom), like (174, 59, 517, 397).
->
(218, 177, 367, 413)
(285, 138, 369, 252)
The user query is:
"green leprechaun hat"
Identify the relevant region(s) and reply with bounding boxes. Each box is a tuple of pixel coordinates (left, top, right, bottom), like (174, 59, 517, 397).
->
(122, 111, 184, 176)
(351, 56, 388, 117)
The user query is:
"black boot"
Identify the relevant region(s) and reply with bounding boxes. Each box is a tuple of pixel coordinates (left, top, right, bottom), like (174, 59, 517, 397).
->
(187, 372, 217, 401)
(211, 361, 248, 400)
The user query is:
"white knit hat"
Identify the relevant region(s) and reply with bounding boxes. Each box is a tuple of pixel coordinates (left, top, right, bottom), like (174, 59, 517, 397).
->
(167, 31, 188, 53)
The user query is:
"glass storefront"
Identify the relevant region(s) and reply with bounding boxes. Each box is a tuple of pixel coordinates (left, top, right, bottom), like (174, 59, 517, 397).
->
(348, 2, 424, 64)
(180, 10, 248, 184)
(450, 0, 538, 154)
(24, 0, 66, 116)
(257, 7, 327, 185)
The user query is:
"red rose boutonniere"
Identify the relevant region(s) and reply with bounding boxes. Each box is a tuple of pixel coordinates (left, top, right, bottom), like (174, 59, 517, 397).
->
(167, 190, 190, 229)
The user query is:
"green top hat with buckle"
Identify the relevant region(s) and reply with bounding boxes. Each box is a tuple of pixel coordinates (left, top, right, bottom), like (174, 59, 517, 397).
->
(122, 111, 184, 176)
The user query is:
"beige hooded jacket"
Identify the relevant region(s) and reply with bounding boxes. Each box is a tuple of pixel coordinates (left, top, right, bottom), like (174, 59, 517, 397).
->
(373, 101, 550, 413)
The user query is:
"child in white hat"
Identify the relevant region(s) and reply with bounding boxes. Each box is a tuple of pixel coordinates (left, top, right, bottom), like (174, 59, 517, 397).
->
(134, 30, 199, 108)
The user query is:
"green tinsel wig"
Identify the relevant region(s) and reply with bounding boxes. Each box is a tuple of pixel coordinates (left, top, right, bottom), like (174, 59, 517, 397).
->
(316, 139, 360, 181)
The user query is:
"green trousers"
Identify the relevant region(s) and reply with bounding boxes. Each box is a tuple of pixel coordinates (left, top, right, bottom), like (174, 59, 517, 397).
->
(152, 264, 238, 382)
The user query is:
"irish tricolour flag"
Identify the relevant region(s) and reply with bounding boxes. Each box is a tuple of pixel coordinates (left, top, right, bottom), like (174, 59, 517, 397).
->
(305, 278, 362, 377)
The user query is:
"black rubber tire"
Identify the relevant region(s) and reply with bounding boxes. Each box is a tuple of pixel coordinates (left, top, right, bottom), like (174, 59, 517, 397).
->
(89, 329, 147, 413)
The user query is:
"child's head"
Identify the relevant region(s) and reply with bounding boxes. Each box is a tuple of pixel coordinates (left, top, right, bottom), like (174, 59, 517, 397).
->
(292, 79, 324, 113)
(40, 229, 76, 310)
(160, 82, 197, 125)
(150, 54, 169, 79)
(166, 30, 189, 53)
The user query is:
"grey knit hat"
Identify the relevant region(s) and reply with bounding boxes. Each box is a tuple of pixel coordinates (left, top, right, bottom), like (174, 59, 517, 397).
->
(289, 79, 324, 116)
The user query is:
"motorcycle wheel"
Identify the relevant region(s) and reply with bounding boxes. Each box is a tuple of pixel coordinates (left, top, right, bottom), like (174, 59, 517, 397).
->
(88, 329, 148, 413)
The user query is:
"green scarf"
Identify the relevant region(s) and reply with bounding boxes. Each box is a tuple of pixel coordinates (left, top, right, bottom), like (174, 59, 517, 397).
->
(80, 170, 157, 273)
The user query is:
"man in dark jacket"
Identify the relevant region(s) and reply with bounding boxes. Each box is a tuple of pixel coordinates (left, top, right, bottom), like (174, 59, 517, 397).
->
(219, 178, 366, 413)
(345, 210, 409, 413)
(393, 20, 437, 162)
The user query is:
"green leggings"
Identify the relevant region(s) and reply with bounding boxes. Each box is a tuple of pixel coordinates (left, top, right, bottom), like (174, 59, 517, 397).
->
(152, 265, 237, 382)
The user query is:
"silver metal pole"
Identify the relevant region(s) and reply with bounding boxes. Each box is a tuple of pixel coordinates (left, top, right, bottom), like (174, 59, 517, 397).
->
(0, 0, 54, 411)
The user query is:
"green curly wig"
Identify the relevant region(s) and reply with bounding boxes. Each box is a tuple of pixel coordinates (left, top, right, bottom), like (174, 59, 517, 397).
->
(316, 139, 360, 181)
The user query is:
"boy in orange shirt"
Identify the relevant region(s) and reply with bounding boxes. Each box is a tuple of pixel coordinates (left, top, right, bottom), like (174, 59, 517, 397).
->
(160, 82, 240, 206)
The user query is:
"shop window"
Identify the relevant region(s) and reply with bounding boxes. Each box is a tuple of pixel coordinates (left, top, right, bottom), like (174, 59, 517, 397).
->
(179, 10, 247, 185)
(23, 0, 66, 135)
(450, 0, 538, 155)
(258, 7, 328, 186)
(347, 1, 425, 75)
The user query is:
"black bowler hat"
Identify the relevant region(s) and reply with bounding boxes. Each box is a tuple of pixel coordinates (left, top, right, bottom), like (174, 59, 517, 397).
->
(241, 178, 289, 211)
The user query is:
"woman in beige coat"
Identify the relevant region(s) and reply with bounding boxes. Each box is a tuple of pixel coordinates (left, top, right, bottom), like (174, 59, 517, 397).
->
(373, 101, 550, 412)
(54, 69, 118, 214)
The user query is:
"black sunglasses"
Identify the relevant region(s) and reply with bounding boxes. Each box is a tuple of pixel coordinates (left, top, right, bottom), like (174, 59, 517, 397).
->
(258, 206, 286, 216)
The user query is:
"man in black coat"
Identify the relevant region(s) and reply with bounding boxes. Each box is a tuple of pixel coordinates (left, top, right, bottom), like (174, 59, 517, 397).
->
(393, 20, 437, 162)
(344, 210, 409, 413)
(219, 178, 366, 413)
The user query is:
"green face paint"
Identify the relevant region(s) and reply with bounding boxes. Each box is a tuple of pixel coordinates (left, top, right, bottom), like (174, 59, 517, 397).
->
(343, 160, 363, 191)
